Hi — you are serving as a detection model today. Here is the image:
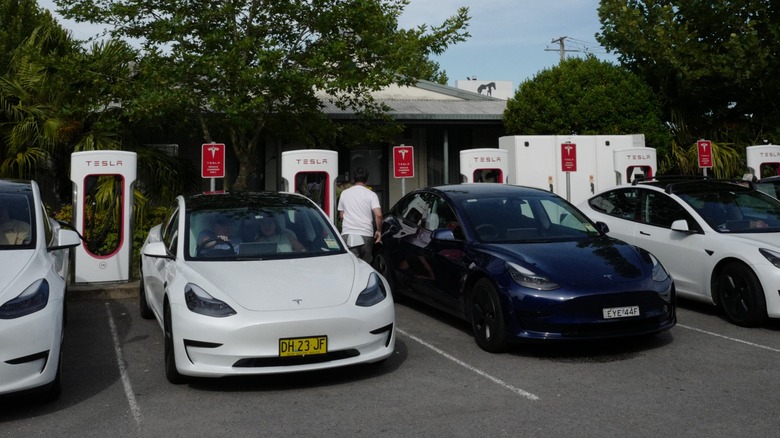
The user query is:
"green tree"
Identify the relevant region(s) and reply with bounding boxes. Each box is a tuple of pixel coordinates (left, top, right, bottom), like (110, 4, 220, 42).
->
(503, 56, 671, 152)
(1, 19, 197, 202)
(0, 22, 76, 181)
(0, 0, 55, 72)
(55, 0, 470, 190)
(596, 0, 780, 151)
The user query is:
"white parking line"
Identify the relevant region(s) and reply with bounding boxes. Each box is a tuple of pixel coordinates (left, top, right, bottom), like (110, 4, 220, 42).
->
(678, 323, 780, 353)
(105, 304, 143, 428)
(398, 328, 540, 401)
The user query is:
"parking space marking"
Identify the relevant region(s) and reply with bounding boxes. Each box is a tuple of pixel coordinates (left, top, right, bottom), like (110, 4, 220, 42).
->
(398, 328, 540, 401)
(105, 303, 143, 428)
(678, 324, 780, 353)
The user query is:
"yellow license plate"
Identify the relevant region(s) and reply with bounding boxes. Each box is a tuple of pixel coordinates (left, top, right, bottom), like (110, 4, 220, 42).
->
(279, 336, 328, 357)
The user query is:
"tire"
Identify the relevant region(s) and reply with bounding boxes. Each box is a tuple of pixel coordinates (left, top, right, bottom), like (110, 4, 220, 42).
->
(139, 276, 154, 320)
(39, 352, 62, 403)
(373, 249, 398, 292)
(469, 278, 508, 353)
(716, 262, 768, 327)
(164, 304, 188, 384)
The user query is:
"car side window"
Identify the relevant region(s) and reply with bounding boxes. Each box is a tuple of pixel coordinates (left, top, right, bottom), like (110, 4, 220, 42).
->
(642, 191, 696, 230)
(424, 195, 461, 236)
(399, 193, 427, 228)
(161, 206, 179, 255)
(40, 203, 53, 245)
(588, 188, 640, 221)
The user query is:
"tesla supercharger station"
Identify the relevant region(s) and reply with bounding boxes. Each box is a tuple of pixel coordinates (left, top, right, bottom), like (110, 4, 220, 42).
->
(70, 150, 137, 284)
(746, 144, 780, 178)
(499, 134, 652, 205)
(281, 149, 338, 223)
(459, 148, 509, 183)
(613, 147, 656, 185)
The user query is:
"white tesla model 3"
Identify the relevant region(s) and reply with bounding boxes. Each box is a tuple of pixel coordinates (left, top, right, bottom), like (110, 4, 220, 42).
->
(140, 191, 395, 383)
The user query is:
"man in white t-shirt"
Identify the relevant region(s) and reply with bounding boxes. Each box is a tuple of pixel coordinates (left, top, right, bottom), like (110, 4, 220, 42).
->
(338, 167, 382, 263)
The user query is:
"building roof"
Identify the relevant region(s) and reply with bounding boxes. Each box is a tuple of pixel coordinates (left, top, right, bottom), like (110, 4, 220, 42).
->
(320, 79, 507, 122)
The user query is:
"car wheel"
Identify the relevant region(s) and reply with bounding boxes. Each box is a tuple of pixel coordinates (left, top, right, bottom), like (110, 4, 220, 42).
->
(139, 276, 154, 320)
(39, 351, 63, 402)
(164, 303, 188, 384)
(373, 249, 401, 297)
(716, 262, 768, 327)
(469, 278, 508, 353)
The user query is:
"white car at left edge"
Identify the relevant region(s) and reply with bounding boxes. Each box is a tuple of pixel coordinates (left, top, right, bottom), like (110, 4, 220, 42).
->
(139, 191, 396, 383)
(0, 179, 81, 401)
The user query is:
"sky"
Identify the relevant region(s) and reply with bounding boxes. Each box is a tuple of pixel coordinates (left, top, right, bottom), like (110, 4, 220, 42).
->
(38, 0, 616, 88)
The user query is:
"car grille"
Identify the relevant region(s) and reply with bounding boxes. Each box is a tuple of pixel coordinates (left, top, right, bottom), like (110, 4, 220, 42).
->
(519, 312, 674, 337)
(232, 349, 360, 368)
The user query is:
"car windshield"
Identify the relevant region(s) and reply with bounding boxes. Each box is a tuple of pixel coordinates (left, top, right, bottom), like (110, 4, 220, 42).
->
(677, 188, 780, 233)
(0, 192, 34, 250)
(186, 204, 344, 260)
(755, 180, 780, 199)
(459, 195, 601, 243)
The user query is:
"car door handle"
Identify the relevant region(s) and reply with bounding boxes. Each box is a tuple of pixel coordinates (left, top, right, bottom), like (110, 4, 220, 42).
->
(639, 231, 651, 236)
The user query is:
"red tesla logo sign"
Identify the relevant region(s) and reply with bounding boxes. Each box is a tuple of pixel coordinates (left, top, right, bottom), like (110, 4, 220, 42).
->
(561, 143, 577, 172)
(202, 143, 225, 178)
(697, 140, 713, 168)
(393, 145, 414, 178)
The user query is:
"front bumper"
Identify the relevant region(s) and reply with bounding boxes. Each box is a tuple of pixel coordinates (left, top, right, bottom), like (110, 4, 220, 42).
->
(169, 300, 396, 377)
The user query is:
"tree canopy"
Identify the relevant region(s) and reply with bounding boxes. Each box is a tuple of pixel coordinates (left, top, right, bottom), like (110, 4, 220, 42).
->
(0, 0, 55, 72)
(503, 56, 671, 152)
(597, 0, 780, 149)
(55, 0, 470, 189)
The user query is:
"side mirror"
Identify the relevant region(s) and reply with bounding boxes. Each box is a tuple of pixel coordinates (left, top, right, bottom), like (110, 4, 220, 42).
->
(143, 241, 174, 259)
(48, 229, 82, 252)
(431, 228, 456, 241)
(595, 221, 610, 234)
(670, 219, 691, 232)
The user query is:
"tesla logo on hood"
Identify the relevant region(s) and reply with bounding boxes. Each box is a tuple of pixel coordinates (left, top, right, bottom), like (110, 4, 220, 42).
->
(292, 299, 302, 305)
(603, 275, 613, 280)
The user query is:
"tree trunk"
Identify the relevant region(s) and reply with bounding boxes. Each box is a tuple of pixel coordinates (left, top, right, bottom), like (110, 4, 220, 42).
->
(230, 129, 262, 191)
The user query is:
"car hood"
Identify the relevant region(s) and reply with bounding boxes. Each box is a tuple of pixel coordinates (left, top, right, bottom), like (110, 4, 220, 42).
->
(0, 250, 33, 293)
(189, 253, 361, 311)
(725, 232, 780, 248)
(485, 238, 646, 286)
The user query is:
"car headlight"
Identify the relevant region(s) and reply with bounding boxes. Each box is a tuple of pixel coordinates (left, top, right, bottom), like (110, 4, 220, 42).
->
(759, 248, 780, 268)
(506, 262, 560, 291)
(356, 272, 387, 307)
(184, 283, 236, 317)
(0, 279, 49, 319)
(648, 253, 670, 282)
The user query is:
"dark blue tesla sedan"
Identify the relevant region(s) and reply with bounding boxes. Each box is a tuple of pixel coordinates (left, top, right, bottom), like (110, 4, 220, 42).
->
(374, 184, 676, 352)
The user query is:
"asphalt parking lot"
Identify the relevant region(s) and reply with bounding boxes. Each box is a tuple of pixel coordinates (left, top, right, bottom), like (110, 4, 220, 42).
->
(2, 285, 779, 437)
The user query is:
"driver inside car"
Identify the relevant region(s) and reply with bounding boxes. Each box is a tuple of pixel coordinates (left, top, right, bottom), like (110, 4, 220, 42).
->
(197, 215, 240, 254)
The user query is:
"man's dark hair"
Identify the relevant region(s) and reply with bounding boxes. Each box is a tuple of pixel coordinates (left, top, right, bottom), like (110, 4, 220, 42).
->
(353, 167, 369, 183)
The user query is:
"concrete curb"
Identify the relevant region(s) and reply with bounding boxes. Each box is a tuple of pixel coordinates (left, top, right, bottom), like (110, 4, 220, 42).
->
(68, 280, 140, 301)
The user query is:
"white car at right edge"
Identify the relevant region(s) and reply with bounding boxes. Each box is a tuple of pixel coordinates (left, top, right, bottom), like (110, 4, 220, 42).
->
(579, 178, 780, 327)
